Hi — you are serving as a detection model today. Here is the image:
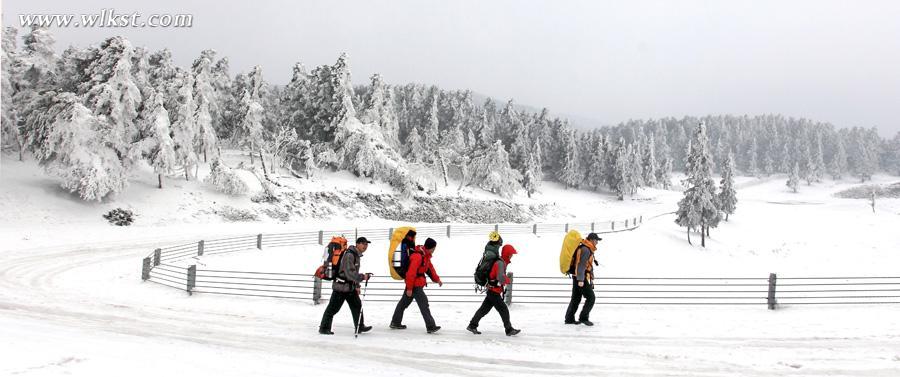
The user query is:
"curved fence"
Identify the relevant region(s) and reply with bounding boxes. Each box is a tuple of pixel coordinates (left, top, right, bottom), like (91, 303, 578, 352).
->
(140, 215, 900, 308)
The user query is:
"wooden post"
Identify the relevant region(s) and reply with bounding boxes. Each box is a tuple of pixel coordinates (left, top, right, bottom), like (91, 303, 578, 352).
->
(388, 228, 394, 240)
(355, 228, 358, 241)
(625, 219, 629, 228)
(318, 230, 324, 245)
(767, 273, 778, 310)
(198, 240, 205, 256)
(505, 272, 514, 306)
(591, 222, 595, 232)
(494, 224, 499, 233)
(565, 223, 569, 233)
(633, 217, 637, 226)
(187, 265, 197, 295)
(257, 234, 263, 249)
(141, 257, 151, 281)
(313, 276, 323, 305)
(611, 221, 615, 231)
(446, 225, 451, 238)
(153, 248, 161, 266)
(640, 215, 643, 224)
(533, 224, 537, 235)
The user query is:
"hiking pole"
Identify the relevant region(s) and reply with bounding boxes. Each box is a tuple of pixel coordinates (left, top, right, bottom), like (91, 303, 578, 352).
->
(354, 274, 372, 339)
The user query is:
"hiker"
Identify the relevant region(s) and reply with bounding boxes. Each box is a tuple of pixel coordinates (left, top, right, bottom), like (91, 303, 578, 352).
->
(318, 237, 373, 335)
(564, 232, 601, 326)
(390, 237, 443, 333)
(468, 244, 521, 336)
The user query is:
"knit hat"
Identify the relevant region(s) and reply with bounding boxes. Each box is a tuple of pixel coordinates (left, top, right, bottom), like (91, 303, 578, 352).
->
(424, 237, 437, 250)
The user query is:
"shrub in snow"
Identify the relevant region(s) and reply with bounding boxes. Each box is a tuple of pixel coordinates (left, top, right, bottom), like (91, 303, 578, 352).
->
(217, 206, 258, 222)
(204, 160, 248, 195)
(103, 208, 134, 226)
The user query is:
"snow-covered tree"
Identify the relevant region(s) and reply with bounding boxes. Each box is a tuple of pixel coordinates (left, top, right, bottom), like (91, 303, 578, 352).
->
(142, 92, 177, 188)
(404, 127, 426, 163)
(29, 93, 129, 200)
(469, 140, 522, 197)
(746, 137, 759, 177)
(1, 27, 23, 159)
(612, 142, 634, 200)
(675, 123, 721, 247)
(830, 136, 848, 179)
(192, 49, 219, 162)
(643, 135, 659, 188)
(205, 159, 248, 195)
(170, 71, 198, 179)
(360, 73, 400, 148)
(787, 162, 800, 193)
(718, 152, 738, 221)
(559, 127, 580, 189)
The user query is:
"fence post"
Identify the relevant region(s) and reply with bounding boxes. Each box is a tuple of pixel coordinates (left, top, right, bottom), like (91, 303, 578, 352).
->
(611, 221, 615, 231)
(187, 265, 197, 295)
(494, 224, 499, 233)
(591, 222, 595, 232)
(355, 228, 358, 241)
(198, 240, 204, 256)
(633, 217, 637, 226)
(153, 248, 161, 266)
(505, 272, 514, 306)
(640, 215, 643, 224)
(388, 228, 394, 240)
(447, 225, 451, 238)
(313, 276, 322, 305)
(318, 230, 324, 245)
(533, 224, 537, 235)
(625, 219, 629, 228)
(141, 257, 151, 281)
(257, 234, 263, 250)
(767, 273, 778, 310)
(565, 223, 569, 233)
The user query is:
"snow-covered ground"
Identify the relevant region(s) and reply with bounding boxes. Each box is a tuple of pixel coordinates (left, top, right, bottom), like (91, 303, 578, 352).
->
(2, 155, 900, 376)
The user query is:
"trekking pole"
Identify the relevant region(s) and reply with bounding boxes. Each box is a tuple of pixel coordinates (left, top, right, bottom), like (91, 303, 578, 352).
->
(354, 275, 371, 339)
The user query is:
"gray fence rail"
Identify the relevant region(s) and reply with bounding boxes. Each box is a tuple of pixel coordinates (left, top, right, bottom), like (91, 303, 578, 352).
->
(140, 215, 900, 308)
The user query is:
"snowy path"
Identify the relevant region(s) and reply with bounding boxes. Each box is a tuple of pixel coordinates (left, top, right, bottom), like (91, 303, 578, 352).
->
(2, 233, 900, 376)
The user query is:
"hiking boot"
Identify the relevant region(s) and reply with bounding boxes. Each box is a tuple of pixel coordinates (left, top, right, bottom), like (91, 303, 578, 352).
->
(426, 326, 442, 334)
(564, 320, 581, 325)
(318, 328, 334, 335)
(466, 324, 481, 335)
(580, 319, 594, 326)
(389, 323, 407, 330)
(356, 325, 372, 334)
(505, 328, 521, 336)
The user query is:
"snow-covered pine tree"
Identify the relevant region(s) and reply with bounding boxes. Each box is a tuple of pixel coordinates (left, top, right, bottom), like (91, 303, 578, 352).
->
(205, 159, 249, 195)
(192, 49, 219, 162)
(780, 141, 792, 174)
(469, 140, 522, 197)
(810, 131, 825, 183)
(404, 127, 425, 164)
(628, 143, 643, 193)
(830, 136, 848, 179)
(1, 27, 22, 159)
(643, 134, 659, 188)
(675, 123, 721, 247)
(170, 71, 198, 179)
(143, 92, 177, 188)
(746, 137, 759, 177)
(718, 152, 738, 221)
(29, 93, 129, 200)
(787, 162, 800, 193)
(360, 73, 400, 148)
(612, 141, 632, 200)
(559, 126, 581, 189)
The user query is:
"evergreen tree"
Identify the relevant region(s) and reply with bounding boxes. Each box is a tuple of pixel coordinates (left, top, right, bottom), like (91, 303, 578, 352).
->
(360, 73, 400, 148)
(191, 49, 219, 162)
(171, 72, 198, 179)
(559, 127, 580, 189)
(787, 162, 800, 193)
(643, 135, 659, 188)
(718, 152, 738, 221)
(830, 136, 848, 179)
(470, 140, 522, 197)
(144, 92, 177, 188)
(675, 123, 721, 247)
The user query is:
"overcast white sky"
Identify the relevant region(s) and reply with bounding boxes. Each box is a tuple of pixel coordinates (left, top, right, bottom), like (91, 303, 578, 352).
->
(3, 0, 899, 136)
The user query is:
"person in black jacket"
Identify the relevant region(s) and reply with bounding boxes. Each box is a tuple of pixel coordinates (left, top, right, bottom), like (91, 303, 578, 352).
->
(565, 232, 601, 326)
(319, 237, 373, 335)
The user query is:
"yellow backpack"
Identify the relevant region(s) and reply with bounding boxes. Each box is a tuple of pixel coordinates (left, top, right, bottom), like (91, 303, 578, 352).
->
(388, 226, 416, 280)
(559, 230, 583, 275)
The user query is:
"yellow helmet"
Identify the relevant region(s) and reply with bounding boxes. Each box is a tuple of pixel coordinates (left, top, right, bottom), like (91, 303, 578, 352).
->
(488, 231, 501, 242)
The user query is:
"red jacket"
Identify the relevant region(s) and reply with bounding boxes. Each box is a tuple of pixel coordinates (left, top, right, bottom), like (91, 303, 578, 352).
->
(488, 245, 517, 294)
(405, 246, 441, 290)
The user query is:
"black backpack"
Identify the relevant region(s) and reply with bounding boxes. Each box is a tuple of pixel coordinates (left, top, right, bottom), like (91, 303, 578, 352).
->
(474, 256, 500, 287)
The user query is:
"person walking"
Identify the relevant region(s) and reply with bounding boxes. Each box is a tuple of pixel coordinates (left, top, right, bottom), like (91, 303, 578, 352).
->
(564, 232, 601, 326)
(318, 237, 373, 335)
(467, 244, 521, 336)
(390, 237, 443, 333)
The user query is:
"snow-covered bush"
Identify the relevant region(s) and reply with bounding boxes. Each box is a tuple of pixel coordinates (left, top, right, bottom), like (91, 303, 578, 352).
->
(334, 118, 417, 195)
(217, 206, 258, 222)
(103, 208, 135, 226)
(204, 160, 248, 195)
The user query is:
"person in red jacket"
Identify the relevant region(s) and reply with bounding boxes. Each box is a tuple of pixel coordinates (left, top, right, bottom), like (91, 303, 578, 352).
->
(390, 237, 443, 333)
(467, 244, 521, 336)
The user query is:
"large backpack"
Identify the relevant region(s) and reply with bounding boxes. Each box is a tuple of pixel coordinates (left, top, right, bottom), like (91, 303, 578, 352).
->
(315, 236, 349, 281)
(474, 243, 501, 288)
(388, 227, 417, 280)
(559, 230, 583, 275)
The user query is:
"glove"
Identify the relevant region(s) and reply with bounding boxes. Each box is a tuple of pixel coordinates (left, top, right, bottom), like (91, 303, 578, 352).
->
(437, 280, 443, 287)
(362, 273, 373, 281)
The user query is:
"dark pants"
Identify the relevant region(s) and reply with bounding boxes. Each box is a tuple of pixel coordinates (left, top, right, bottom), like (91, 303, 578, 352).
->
(565, 277, 595, 322)
(469, 291, 513, 330)
(391, 287, 436, 329)
(319, 290, 364, 331)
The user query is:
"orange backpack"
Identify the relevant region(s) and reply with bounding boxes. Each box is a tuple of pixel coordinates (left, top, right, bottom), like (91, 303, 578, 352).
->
(315, 236, 349, 281)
